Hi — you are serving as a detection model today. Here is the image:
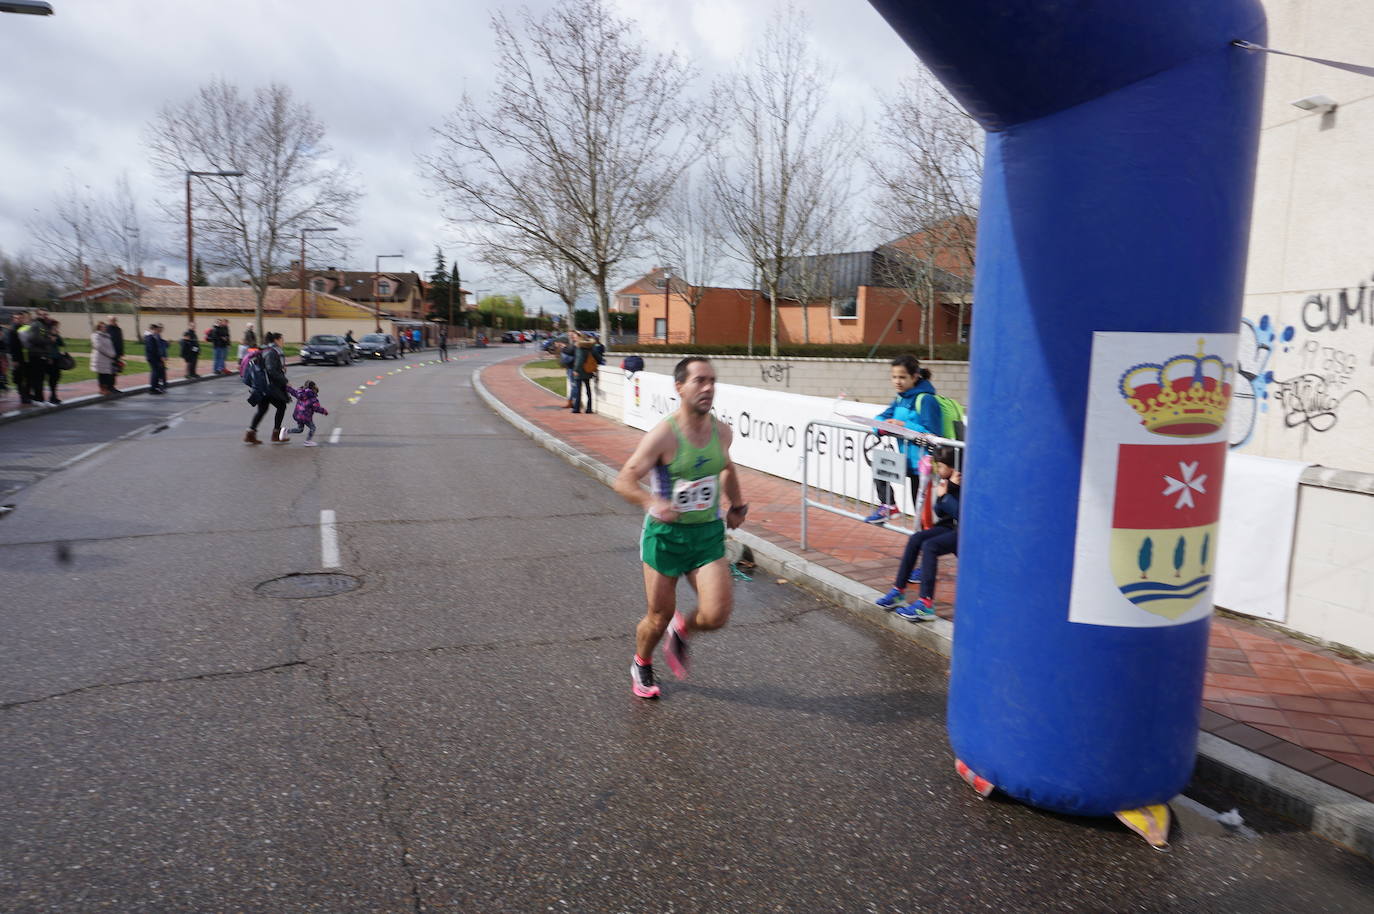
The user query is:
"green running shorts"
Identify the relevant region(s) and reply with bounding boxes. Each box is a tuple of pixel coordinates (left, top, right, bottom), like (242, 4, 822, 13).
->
(640, 516, 725, 578)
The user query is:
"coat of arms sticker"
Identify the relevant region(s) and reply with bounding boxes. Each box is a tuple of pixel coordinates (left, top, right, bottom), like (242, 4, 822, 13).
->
(1068, 332, 1237, 627)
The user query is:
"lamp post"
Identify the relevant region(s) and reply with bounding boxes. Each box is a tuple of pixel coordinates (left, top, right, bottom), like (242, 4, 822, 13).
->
(185, 169, 243, 327)
(662, 268, 672, 344)
(374, 253, 403, 332)
(298, 227, 337, 345)
(472, 289, 488, 334)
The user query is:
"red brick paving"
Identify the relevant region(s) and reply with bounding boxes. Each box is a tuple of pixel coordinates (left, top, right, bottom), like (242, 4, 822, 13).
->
(194, 349, 1374, 800)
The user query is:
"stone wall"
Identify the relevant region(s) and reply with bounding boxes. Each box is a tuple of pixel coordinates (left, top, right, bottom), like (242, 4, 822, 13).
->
(618, 353, 969, 409)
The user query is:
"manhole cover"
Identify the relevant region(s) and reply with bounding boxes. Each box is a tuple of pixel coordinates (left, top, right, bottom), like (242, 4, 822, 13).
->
(255, 572, 361, 599)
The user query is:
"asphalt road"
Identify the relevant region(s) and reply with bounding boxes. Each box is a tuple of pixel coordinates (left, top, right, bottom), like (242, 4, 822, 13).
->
(2, 347, 1373, 913)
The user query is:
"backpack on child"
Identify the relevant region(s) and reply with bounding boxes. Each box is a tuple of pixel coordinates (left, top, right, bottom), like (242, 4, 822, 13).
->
(915, 392, 966, 441)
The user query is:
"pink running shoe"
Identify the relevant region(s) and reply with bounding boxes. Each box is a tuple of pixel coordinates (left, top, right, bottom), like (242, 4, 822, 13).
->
(663, 612, 690, 680)
(631, 660, 660, 699)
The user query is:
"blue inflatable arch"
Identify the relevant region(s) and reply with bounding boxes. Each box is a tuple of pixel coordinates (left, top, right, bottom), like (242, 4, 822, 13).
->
(866, 1, 1267, 822)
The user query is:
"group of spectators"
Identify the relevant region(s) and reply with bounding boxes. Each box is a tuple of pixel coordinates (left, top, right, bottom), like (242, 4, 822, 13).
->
(2, 308, 75, 406)
(550, 331, 605, 413)
(2, 310, 257, 406)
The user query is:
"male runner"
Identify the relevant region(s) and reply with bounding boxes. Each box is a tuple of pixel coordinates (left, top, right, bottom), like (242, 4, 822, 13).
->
(613, 356, 748, 699)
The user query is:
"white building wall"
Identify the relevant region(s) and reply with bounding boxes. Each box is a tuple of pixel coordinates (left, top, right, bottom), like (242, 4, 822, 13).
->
(1234, 1, 1374, 654)
(1239, 0, 1374, 471)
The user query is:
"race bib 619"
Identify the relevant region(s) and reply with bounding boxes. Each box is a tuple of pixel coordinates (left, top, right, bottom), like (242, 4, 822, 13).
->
(672, 475, 717, 512)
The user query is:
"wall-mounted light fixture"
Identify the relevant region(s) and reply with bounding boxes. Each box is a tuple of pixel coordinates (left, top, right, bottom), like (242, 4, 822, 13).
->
(1291, 94, 1338, 114)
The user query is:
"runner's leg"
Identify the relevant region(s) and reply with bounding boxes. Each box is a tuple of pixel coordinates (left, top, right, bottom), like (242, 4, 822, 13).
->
(683, 556, 733, 633)
(636, 563, 678, 660)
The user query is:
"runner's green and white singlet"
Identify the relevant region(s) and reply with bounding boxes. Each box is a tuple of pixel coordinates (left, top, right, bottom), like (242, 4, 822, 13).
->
(652, 416, 727, 525)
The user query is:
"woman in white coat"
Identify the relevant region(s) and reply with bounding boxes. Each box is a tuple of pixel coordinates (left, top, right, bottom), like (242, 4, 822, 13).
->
(92, 321, 118, 395)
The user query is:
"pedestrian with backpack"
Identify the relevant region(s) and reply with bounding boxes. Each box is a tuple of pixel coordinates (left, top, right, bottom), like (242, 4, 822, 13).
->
(243, 332, 291, 444)
(863, 354, 943, 524)
(283, 380, 329, 446)
(571, 332, 603, 414)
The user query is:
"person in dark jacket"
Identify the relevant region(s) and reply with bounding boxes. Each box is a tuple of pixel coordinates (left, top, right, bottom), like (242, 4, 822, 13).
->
(20, 310, 56, 404)
(875, 445, 962, 620)
(44, 319, 67, 404)
(104, 316, 125, 392)
(570, 333, 603, 414)
(144, 323, 169, 394)
(180, 325, 201, 379)
(6, 310, 31, 405)
(209, 319, 231, 374)
(245, 331, 291, 444)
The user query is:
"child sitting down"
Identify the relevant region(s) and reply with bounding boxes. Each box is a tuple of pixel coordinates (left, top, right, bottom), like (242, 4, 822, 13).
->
(875, 445, 961, 620)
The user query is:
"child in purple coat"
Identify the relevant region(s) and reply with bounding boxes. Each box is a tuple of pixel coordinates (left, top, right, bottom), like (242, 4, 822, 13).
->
(285, 380, 329, 446)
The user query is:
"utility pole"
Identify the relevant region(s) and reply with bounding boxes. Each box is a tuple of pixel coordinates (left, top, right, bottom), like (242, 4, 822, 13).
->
(298, 227, 337, 345)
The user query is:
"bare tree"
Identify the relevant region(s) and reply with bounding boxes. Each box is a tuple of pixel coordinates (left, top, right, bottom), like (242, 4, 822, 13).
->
(780, 251, 839, 344)
(707, 8, 855, 357)
(653, 177, 724, 344)
(423, 0, 703, 345)
(146, 79, 361, 336)
(0, 249, 53, 308)
(28, 178, 108, 329)
(866, 73, 982, 355)
(476, 218, 586, 330)
(101, 173, 153, 334)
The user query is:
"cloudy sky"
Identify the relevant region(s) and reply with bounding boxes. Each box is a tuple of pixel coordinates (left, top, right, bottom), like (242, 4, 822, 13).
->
(0, 0, 927, 308)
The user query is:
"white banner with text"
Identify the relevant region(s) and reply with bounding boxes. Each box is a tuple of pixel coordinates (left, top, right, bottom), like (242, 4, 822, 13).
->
(622, 370, 911, 506)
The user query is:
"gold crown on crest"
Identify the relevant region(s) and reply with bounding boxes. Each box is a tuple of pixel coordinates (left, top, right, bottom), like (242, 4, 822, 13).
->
(1118, 340, 1233, 438)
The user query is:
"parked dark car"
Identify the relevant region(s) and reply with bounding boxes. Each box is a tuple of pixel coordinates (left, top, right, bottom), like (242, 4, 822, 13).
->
(300, 334, 353, 365)
(356, 332, 400, 359)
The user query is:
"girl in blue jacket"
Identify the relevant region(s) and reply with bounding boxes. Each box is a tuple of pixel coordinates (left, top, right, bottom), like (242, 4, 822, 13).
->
(864, 354, 942, 524)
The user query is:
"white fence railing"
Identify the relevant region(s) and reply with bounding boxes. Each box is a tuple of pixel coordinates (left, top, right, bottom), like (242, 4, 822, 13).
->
(800, 418, 964, 549)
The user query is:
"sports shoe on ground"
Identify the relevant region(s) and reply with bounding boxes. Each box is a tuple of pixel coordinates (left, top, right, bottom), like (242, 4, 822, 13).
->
(631, 661, 661, 699)
(875, 587, 908, 610)
(895, 597, 936, 621)
(862, 505, 894, 524)
(663, 612, 690, 680)
(303, 440, 319, 447)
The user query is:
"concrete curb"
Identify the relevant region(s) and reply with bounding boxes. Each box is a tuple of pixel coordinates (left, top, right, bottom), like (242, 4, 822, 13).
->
(474, 363, 1374, 857)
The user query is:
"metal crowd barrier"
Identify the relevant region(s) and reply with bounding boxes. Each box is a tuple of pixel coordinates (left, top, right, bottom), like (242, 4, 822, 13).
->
(800, 417, 964, 550)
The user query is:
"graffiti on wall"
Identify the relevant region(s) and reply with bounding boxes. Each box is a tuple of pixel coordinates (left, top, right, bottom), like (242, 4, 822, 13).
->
(1237, 273, 1374, 454)
(1230, 315, 1288, 448)
(759, 362, 792, 386)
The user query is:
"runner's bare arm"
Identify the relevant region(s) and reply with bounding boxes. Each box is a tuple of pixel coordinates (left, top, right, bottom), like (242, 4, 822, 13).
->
(614, 423, 678, 520)
(718, 423, 748, 529)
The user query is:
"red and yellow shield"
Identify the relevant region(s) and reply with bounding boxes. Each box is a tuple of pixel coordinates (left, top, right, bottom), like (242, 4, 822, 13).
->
(1110, 442, 1226, 620)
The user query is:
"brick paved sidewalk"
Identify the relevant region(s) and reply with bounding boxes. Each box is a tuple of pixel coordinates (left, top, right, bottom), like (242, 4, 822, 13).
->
(483, 353, 1374, 803)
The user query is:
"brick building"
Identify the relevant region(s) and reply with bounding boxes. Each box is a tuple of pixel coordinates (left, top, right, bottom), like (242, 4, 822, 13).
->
(620, 221, 973, 347)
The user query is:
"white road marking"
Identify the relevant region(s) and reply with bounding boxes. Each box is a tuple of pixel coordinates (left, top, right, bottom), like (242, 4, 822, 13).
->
(320, 509, 341, 568)
(329, 427, 342, 444)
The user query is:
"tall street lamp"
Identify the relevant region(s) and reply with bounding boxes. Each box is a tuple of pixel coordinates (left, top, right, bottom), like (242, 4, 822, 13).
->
(662, 268, 673, 344)
(298, 227, 337, 345)
(185, 169, 243, 326)
(374, 254, 403, 332)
